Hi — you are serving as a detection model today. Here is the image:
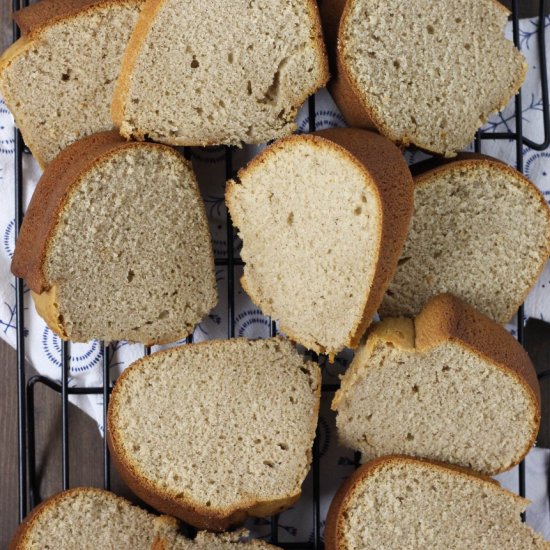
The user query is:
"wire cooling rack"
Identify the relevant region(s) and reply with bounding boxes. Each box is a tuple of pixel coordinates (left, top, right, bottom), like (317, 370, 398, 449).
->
(9, 0, 550, 546)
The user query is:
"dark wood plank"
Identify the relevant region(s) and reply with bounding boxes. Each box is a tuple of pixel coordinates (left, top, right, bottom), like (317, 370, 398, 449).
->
(0, 342, 18, 547)
(525, 319, 550, 448)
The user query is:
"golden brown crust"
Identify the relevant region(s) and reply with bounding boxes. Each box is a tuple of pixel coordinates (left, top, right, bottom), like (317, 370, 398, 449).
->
(324, 455, 523, 550)
(414, 153, 541, 189)
(227, 129, 413, 356)
(11, 130, 207, 346)
(330, 53, 379, 132)
(318, 0, 345, 66)
(9, 486, 157, 549)
(112, 0, 329, 141)
(319, 0, 377, 130)
(318, 0, 393, 137)
(416, 294, 541, 407)
(31, 288, 67, 339)
(415, 293, 541, 467)
(363, 317, 416, 351)
(315, 129, 414, 349)
(107, 337, 320, 531)
(413, 155, 550, 323)
(408, 152, 505, 177)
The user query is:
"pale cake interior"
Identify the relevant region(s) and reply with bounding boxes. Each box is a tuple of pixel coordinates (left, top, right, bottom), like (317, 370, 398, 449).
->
(227, 138, 381, 355)
(44, 145, 217, 344)
(118, 0, 327, 145)
(381, 163, 550, 322)
(341, 0, 525, 155)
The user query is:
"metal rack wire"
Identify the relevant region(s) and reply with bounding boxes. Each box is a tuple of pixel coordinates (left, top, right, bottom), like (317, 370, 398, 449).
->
(9, 0, 550, 546)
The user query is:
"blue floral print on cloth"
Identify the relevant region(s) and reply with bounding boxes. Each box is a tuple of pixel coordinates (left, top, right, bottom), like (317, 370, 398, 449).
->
(0, 19, 549, 543)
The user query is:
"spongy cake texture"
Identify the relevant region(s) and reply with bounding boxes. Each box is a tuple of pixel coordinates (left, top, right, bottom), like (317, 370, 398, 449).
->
(333, 294, 540, 475)
(154, 530, 279, 550)
(112, 0, 328, 145)
(226, 129, 413, 356)
(380, 157, 550, 322)
(11, 132, 217, 345)
(324, 457, 550, 550)
(108, 337, 321, 530)
(0, 0, 142, 166)
(9, 487, 181, 549)
(323, 0, 526, 156)
(11, 488, 280, 549)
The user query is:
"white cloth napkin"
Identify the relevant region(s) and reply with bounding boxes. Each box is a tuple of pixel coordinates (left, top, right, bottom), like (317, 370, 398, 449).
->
(0, 16, 548, 543)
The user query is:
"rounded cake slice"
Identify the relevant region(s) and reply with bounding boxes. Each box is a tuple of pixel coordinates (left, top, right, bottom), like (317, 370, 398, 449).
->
(11, 131, 217, 345)
(10, 487, 279, 549)
(9, 487, 181, 549)
(112, 0, 329, 146)
(154, 530, 279, 550)
(333, 293, 540, 475)
(226, 129, 413, 357)
(107, 337, 321, 531)
(0, 0, 144, 167)
(320, 0, 526, 156)
(380, 154, 550, 323)
(325, 456, 549, 549)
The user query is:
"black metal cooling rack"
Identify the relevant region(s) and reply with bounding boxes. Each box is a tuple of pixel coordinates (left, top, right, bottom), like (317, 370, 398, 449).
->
(8, 0, 550, 547)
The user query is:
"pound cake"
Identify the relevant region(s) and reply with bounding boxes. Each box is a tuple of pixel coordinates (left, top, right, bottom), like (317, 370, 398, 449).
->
(10, 487, 279, 549)
(10, 487, 182, 549)
(0, 0, 143, 167)
(320, 0, 526, 156)
(11, 131, 217, 345)
(154, 531, 279, 550)
(333, 294, 540, 475)
(112, 0, 329, 146)
(226, 129, 413, 357)
(325, 456, 549, 550)
(380, 154, 550, 322)
(107, 337, 321, 531)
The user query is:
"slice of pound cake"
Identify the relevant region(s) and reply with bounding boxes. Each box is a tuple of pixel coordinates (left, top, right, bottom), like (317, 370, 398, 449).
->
(10, 487, 279, 549)
(11, 131, 217, 345)
(325, 456, 549, 550)
(380, 154, 550, 322)
(226, 129, 413, 357)
(333, 294, 540, 475)
(320, 0, 526, 156)
(154, 530, 279, 550)
(107, 337, 321, 531)
(112, 0, 328, 146)
(10, 487, 182, 549)
(0, 0, 143, 166)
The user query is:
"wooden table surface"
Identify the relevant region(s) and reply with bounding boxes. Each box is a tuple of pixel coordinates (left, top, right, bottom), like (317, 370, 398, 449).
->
(0, 0, 546, 546)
